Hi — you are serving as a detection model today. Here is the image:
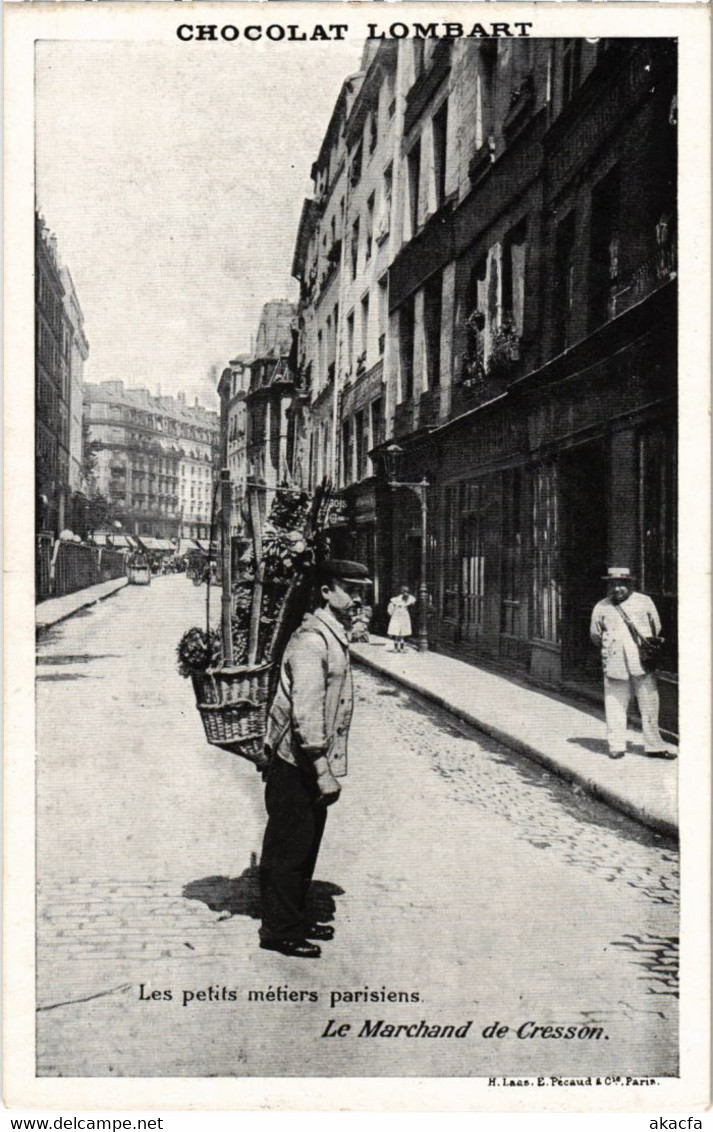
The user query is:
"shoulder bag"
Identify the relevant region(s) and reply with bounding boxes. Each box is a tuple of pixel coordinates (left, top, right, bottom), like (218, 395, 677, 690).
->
(615, 603, 665, 672)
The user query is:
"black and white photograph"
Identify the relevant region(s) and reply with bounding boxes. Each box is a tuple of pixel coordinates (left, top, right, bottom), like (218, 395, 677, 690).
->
(4, 0, 710, 1111)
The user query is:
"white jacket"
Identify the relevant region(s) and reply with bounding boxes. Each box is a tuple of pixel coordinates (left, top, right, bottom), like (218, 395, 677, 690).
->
(589, 592, 662, 680)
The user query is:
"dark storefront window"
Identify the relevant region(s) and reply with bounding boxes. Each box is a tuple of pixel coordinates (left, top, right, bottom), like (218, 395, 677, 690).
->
(461, 481, 487, 642)
(531, 461, 561, 644)
(443, 484, 460, 620)
(639, 420, 677, 671)
(501, 468, 522, 637)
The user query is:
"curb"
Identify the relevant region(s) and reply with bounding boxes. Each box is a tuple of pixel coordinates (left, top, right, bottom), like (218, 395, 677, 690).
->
(36, 577, 129, 635)
(351, 649, 678, 842)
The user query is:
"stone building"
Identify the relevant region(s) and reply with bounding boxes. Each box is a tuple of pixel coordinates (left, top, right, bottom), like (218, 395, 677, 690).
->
(372, 38, 677, 730)
(61, 267, 90, 501)
(288, 37, 677, 731)
(245, 300, 298, 520)
(217, 356, 252, 535)
(35, 214, 89, 535)
(83, 380, 219, 541)
(291, 71, 364, 495)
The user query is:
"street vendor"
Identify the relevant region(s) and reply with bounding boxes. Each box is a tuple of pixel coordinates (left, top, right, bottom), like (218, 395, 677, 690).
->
(259, 558, 371, 959)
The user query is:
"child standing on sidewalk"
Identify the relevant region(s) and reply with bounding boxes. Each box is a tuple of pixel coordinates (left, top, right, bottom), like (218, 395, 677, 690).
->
(387, 586, 416, 652)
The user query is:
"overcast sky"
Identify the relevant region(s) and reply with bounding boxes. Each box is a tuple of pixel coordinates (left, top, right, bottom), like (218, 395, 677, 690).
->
(36, 38, 364, 405)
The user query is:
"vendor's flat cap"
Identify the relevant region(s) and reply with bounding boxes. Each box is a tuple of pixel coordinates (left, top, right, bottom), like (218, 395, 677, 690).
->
(318, 558, 372, 584)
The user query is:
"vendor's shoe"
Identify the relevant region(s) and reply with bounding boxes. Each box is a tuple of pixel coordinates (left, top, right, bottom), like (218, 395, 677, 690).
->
(645, 750, 677, 760)
(609, 750, 626, 759)
(304, 923, 334, 941)
(260, 938, 321, 959)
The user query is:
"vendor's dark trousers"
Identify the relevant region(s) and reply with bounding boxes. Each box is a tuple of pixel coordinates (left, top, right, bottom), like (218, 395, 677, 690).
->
(260, 755, 328, 941)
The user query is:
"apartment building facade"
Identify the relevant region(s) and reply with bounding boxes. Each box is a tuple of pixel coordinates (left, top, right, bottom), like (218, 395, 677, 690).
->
(218, 357, 252, 535)
(35, 215, 89, 535)
(373, 37, 677, 728)
(83, 381, 219, 541)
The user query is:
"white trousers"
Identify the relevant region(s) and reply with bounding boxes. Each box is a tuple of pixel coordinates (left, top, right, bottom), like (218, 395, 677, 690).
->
(604, 674, 665, 754)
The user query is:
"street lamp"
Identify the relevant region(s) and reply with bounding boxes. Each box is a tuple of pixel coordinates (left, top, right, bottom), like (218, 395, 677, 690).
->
(382, 443, 430, 653)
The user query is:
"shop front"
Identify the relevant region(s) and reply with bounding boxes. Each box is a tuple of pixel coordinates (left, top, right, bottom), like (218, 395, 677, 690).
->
(424, 299, 677, 732)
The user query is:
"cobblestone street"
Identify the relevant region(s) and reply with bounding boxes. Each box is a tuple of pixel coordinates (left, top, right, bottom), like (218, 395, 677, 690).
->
(36, 577, 678, 1078)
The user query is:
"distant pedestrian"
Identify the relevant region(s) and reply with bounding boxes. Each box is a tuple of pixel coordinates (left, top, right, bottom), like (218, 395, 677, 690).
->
(349, 596, 373, 643)
(589, 567, 675, 760)
(387, 586, 416, 653)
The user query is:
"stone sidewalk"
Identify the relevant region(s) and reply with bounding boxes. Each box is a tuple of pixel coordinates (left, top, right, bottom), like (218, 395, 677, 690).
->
(36, 576, 128, 633)
(350, 636, 678, 839)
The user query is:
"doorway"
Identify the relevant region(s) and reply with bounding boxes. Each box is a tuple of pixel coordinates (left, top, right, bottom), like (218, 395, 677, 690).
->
(560, 439, 607, 682)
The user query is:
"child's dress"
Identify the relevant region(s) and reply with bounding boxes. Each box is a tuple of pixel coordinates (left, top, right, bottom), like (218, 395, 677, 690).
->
(387, 594, 416, 638)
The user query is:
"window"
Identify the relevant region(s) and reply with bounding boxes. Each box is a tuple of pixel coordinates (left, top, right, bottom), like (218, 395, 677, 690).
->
(399, 298, 416, 402)
(589, 167, 620, 329)
(502, 219, 528, 336)
(351, 218, 360, 280)
(562, 40, 582, 106)
(376, 164, 393, 245)
(355, 410, 367, 479)
(346, 311, 355, 374)
(413, 39, 425, 80)
(423, 273, 442, 389)
(370, 397, 383, 450)
(341, 418, 353, 486)
(433, 100, 449, 208)
(361, 292, 370, 360)
(365, 193, 375, 261)
(554, 212, 576, 353)
(378, 276, 388, 355)
(408, 141, 421, 235)
(369, 110, 378, 156)
(350, 140, 363, 188)
(332, 303, 339, 369)
(531, 461, 561, 644)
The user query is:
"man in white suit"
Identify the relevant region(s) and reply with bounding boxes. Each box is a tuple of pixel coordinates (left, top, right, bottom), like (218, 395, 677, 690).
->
(590, 567, 675, 761)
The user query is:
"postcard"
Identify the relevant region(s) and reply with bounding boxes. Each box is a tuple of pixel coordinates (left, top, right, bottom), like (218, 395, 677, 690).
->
(4, 0, 711, 1112)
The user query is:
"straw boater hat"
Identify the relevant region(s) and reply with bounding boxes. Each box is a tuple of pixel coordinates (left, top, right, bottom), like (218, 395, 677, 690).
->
(602, 567, 634, 582)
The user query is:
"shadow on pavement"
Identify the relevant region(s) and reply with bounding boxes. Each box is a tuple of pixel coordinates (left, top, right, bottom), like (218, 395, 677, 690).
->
(567, 736, 610, 756)
(183, 860, 344, 925)
(36, 672, 94, 682)
(36, 654, 119, 665)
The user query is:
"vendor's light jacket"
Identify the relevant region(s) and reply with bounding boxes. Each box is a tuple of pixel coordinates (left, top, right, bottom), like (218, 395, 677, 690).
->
(265, 607, 354, 777)
(589, 591, 662, 680)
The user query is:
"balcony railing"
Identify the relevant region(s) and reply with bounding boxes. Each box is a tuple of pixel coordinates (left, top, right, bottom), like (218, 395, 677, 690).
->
(609, 244, 676, 320)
